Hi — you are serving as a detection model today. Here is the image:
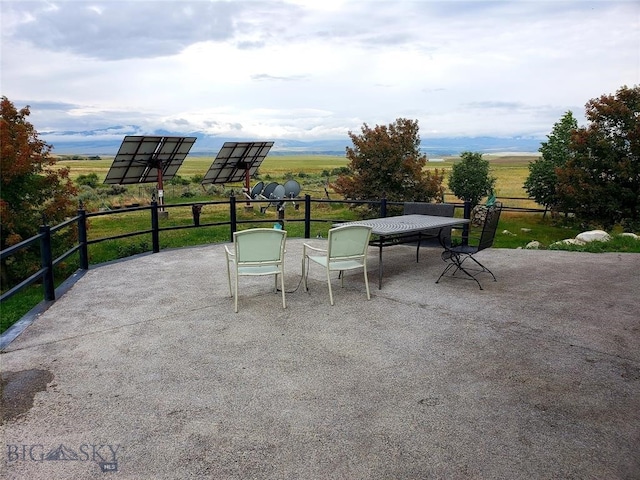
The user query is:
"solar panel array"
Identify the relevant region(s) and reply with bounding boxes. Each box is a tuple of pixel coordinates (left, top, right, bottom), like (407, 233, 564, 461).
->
(104, 136, 197, 185)
(201, 141, 274, 185)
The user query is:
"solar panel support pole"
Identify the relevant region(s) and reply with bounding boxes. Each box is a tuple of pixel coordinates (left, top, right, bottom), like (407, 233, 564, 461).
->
(151, 201, 160, 253)
(157, 164, 165, 211)
(243, 163, 252, 209)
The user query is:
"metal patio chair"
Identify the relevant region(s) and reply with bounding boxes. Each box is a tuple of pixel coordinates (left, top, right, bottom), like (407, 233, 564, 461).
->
(302, 224, 372, 305)
(225, 228, 287, 313)
(435, 202, 502, 290)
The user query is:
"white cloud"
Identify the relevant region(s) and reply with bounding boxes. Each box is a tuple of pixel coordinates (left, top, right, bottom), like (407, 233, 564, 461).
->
(1, 0, 638, 147)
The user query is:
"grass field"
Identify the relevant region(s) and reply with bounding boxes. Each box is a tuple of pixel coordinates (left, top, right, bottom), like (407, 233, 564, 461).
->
(58, 153, 535, 204)
(57, 152, 588, 255)
(2, 153, 638, 334)
(57, 154, 349, 178)
(54, 152, 638, 255)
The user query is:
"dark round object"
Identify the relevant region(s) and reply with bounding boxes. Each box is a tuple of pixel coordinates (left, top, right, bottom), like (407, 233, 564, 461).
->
(251, 181, 264, 198)
(283, 180, 301, 198)
(262, 182, 278, 199)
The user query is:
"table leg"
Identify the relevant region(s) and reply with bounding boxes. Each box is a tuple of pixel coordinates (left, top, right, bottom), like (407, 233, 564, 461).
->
(378, 239, 383, 289)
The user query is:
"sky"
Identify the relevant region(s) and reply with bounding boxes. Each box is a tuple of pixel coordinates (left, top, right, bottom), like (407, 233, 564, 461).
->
(1, 0, 639, 150)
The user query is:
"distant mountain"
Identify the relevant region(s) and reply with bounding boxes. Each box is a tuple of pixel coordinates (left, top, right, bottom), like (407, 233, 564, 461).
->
(43, 128, 542, 156)
(420, 136, 543, 156)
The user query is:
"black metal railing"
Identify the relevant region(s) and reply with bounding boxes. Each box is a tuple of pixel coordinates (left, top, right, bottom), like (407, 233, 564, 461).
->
(0, 195, 545, 307)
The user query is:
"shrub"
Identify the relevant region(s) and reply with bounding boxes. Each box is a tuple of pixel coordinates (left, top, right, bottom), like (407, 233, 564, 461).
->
(76, 173, 100, 188)
(168, 175, 190, 186)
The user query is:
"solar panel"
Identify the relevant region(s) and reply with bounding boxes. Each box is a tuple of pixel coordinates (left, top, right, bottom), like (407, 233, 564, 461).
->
(104, 136, 197, 185)
(201, 141, 274, 185)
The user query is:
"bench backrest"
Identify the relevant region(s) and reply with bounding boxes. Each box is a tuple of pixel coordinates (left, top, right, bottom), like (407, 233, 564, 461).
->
(403, 203, 456, 245)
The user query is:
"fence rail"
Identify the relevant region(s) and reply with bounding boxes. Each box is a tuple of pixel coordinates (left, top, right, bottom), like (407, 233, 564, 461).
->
(0, 195, 545, 307)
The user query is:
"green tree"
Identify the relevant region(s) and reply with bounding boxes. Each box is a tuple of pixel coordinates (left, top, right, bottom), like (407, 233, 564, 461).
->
(333, 118, 444, 204)
(447, 151, 495, 207)
(1, 97, 77, 288)
(76, 172, 100, 188)
(556, 85, 640, 230)
(524, 111, 577, 210)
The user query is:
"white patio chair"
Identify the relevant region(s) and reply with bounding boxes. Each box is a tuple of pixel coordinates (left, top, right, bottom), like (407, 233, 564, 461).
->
(225, 228, 287, 313)
(302, 224, 372, 305)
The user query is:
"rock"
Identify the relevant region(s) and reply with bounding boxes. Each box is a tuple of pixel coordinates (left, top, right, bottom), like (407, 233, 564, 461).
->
(471, 205, 488, 227)
(575, 230, 612, 243)
(502, 230, 516, 236)
(521, 228, 532, 233)
(551, 238, 586, 247)
(525, 241, 541, 249)
(619, 232, 639, 240)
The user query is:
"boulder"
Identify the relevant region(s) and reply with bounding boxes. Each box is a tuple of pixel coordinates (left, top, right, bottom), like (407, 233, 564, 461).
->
(525, 241, 541, 249)
(619, 232, 639, 240)
(575, 230, 612, 243)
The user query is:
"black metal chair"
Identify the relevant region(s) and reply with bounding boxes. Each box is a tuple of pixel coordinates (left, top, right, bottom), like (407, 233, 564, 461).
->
(435, 202, 502, 289)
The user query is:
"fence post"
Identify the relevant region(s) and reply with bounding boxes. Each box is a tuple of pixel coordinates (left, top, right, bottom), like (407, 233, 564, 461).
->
(151, 201, 160, 253)
(39, 224, 55, 301)
(304, 194, 311, 239)
(77, 206, 89, 270)
(277, 202, 285, 228)
(380, 196, 387, 217)
(191, 204, 203, 226)
(462, 200, 471, 246)
(229, 195, 237, 241)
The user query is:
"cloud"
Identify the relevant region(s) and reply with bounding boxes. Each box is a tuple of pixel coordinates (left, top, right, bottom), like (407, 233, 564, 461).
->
(251, 73, 309, 81)
(1, 0, 638, 147)
(4, 1, 243, 60)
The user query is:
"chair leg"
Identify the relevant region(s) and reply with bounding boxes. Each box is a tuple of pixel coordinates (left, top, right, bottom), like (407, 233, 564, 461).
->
(457, 264, 484, 290)
(363, 263, 371, 300)
(279, 271, 286, 309)
(302, 256, 309, 292)
(226, 258, 233, 297)
(436, 254, 485, 290)
(464, 255, 497, 282)
(234, 272, 239, 312)
(326, 267, 334, 306)
(435, 262, 457, 284)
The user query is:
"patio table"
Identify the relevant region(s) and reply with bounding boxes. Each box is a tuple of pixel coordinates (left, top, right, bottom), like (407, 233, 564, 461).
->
(337, 214, 470, 289)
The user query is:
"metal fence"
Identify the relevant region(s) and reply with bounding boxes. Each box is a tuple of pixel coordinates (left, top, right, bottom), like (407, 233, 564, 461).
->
(0, 195, 545, 306)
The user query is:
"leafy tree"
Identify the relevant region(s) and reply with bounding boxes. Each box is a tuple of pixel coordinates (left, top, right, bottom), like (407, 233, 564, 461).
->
(1, 97, 77, 288)
(555, 85, 640, 230)
(524, 111, 577, 210)
(447, 151, 495, 207)
(333, 118, 444, 204)
(76, 172, 100, 188)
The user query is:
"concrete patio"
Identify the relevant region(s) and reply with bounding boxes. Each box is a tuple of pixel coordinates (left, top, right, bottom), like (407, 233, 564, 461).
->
(1, 239, 639, 479)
